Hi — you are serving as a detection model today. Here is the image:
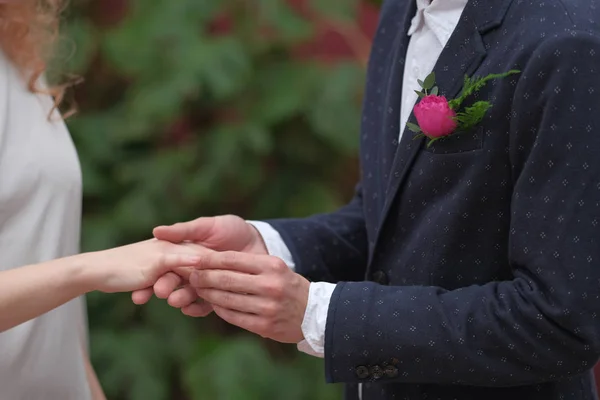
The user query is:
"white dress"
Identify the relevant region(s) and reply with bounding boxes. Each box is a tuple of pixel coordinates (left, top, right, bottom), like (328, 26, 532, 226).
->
(0, 51, 92, 399)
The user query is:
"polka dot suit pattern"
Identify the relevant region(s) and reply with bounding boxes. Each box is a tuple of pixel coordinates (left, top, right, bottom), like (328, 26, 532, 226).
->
(268, 0, 600, 398)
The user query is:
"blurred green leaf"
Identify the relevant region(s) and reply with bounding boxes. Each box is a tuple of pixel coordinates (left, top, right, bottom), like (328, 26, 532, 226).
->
(256, 0, 314, 42)
(252, 62, 321, 124)
(307, 62, 363, 153)
(309, 0, 359, 22)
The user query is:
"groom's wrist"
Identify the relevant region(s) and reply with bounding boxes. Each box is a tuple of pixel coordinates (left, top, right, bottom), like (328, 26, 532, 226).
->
(246, 220, 296, 270)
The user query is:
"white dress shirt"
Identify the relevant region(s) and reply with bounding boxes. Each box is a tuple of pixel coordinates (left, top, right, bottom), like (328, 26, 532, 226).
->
(250, 0, 468, 390)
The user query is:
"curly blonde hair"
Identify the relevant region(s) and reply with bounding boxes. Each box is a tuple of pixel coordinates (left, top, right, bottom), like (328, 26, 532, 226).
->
(0, 0, 76, 116)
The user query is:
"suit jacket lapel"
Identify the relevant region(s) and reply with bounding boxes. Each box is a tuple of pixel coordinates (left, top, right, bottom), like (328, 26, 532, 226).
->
(375, 0, 417, 214)
(368, 0, 515, 268)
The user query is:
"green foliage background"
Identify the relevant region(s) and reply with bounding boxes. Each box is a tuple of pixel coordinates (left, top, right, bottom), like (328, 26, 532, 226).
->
(60, 0, 376, 399)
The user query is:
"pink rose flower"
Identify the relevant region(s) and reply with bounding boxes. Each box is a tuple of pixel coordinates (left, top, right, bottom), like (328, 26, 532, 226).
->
(413, 95, 457, 138)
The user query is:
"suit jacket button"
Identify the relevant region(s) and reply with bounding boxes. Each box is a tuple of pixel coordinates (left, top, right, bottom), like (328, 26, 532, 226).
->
(370, 365, 384, 379)
(355, 366, 369, 379)
(384, 365, 398, 378)
(372, 270, 389, 285)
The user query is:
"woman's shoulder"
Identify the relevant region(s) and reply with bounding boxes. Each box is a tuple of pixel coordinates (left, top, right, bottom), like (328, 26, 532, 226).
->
(0, 50, 30, 97)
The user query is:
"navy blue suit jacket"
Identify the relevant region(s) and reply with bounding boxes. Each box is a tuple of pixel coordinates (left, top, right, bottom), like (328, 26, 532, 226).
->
(268, 0, 600, 398)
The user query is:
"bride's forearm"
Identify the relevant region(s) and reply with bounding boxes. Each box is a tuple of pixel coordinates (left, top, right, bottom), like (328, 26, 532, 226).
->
(0, 254, 97, 332)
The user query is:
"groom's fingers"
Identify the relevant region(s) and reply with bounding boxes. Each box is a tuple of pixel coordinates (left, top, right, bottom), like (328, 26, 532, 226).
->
(197, 288, 267, 314)
(153, 217, 214, 243)
(131, 287, 154, 305)
(154, 272, 182, 299)
(190, 270, 263, 294)
(182, 301, 214, 317)
(212, 305, 264, 336)
(196, 251, 275, 274)
(167, 285, 197, 308)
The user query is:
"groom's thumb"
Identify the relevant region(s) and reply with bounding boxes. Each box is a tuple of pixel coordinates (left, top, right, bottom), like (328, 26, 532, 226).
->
(153, 218, 214, 243)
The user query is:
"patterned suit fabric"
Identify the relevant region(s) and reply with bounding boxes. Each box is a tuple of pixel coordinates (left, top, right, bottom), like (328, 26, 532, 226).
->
(268, 0, 600, 398)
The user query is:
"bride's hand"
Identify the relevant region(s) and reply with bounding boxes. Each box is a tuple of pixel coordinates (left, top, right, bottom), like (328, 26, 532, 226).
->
(79, 239, 208, 294)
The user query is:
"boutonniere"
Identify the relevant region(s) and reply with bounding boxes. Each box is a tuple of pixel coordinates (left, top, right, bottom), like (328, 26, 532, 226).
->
(406, 70, 520, 147)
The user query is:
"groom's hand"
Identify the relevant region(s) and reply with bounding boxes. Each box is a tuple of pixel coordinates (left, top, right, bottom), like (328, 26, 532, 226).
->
(190, 251, 309, 344)
(131, 215, 269, 311)
(154, 215, 268, 254)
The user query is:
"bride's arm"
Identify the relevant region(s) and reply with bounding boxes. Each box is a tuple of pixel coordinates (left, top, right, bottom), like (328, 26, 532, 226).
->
(0, 255, 92, 332)
(0, 239, 204, 332)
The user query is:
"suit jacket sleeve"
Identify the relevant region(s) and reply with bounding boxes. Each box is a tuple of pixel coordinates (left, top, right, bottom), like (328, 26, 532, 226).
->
(266, 184, 368, 283)
(323, 33, 600, 386)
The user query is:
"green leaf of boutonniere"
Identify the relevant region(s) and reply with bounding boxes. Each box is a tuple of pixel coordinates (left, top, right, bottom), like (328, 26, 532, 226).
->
(430, 86, 439, 96)
(426, 137, 442, 147)
(454, 100, 492, 131)
(406, 122, 422, 133)
(423, 72, 436, 90)
(414, 90, 426, 98)
(449, 69, 520, 110)
(417, 79, 425, 88)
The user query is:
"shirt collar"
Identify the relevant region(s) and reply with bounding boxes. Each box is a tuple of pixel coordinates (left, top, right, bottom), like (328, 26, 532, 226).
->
(407, 0, 469, 46)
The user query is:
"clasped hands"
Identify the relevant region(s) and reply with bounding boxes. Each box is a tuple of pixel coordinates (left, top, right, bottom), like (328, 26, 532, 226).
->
(131, 215, 309, 344)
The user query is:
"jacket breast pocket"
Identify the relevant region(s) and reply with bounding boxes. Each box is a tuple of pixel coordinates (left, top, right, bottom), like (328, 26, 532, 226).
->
(424, 126, 484, 154)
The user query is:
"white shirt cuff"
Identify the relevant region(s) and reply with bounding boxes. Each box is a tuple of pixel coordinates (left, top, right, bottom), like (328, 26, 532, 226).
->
(296, 282, 337, 358)
(247, 220, 296, 270)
